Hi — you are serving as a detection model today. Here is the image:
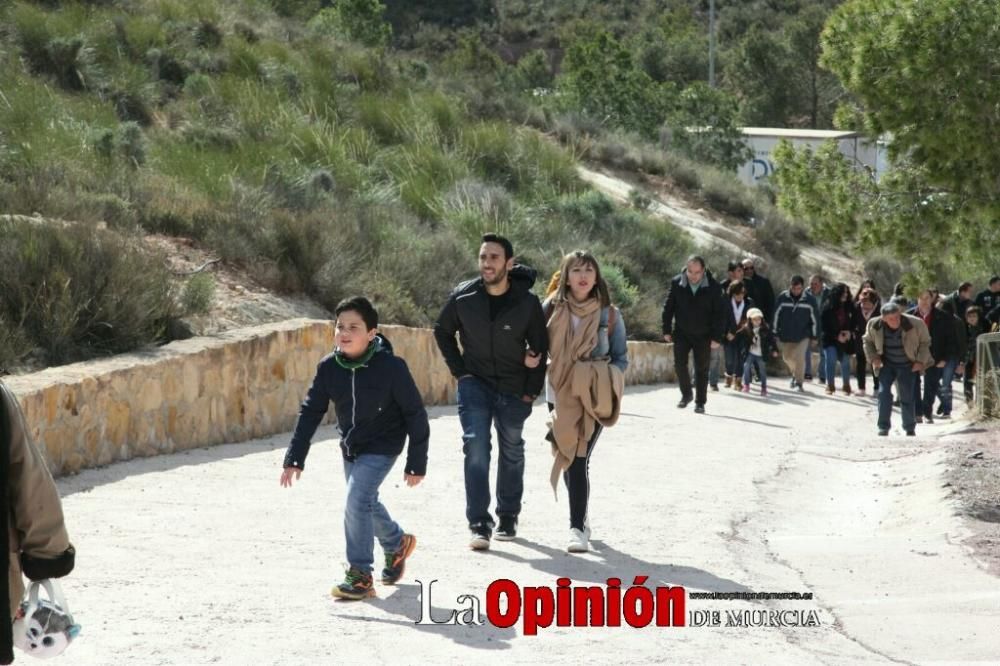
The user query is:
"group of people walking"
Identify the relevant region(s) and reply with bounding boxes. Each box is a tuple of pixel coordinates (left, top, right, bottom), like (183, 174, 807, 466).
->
(278, 235, 1000, 601)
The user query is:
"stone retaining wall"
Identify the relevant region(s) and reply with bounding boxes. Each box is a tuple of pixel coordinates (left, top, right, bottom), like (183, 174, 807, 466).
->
(4, 319, 678, 476)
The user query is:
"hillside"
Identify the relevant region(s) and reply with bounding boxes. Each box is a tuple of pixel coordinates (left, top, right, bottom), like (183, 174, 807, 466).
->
(0, 0, 872, 372)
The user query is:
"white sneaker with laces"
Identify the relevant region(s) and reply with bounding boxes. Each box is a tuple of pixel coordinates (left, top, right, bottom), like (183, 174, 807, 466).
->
(567, 528, 589, 553)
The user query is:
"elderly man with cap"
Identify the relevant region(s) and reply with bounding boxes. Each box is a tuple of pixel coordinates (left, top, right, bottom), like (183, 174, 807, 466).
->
(862, 302, 933, 437)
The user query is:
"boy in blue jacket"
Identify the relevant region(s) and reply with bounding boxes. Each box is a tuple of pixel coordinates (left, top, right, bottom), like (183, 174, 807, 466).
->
(280, 297, 429, 600)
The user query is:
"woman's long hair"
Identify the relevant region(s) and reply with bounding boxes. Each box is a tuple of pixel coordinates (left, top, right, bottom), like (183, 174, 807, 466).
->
(824, 282, 851, 311)
(551, 250, 611, 307)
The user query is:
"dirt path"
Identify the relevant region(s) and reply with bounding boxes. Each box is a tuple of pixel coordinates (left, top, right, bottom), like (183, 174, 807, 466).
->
(56, 381, 998, 664)
(578, 166, 863, 286)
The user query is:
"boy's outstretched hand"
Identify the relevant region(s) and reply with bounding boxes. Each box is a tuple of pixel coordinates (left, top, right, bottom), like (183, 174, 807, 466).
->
(280, 467, 302, 487)
(404, 474, 424, 487)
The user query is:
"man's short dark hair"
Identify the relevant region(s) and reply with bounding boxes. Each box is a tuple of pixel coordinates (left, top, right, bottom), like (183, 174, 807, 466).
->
(481, 233, 514, 260)
(959, 281, 974, 293)
(727, 281, 745, 296)
(881, 302, 901, 315)
(990, 275, 1000, 286)
(686, 255, 706, 269)
(727, 260, 743, 273)
(335, 296, 378, 330)
(790, 275, 805, 287)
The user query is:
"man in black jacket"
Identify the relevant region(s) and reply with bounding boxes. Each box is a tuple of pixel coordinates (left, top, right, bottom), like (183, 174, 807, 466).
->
(662, 256, 725, 413)
(742, 258, 775, 323)
(907, 290, 960, 422)
(974, 276, 1000, 317)
(434, 234, 548, 550)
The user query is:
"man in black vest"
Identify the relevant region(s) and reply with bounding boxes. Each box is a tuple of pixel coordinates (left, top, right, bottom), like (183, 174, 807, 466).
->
(661, 256, 725, 414)
(434, 234, 548, 551)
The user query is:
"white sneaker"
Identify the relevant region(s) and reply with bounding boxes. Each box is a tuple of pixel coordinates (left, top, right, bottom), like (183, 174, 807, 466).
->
(583, 521, 592, 541)
(567, 528, 589, 553)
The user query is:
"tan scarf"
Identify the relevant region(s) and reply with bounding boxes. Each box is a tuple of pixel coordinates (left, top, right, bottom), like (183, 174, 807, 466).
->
(546, 297, 623, 494)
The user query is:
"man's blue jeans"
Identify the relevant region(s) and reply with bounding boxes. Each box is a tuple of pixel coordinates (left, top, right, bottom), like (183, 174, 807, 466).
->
(343, 453, 403, 574)
(878, 364, 916, 432)
(937, 359, 959, 415)
(457, 376, 532, 529)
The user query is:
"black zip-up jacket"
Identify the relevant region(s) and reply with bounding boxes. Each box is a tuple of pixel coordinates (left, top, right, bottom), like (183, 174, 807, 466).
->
(737, 321, 778, 358)
(974, 288, 1000, 316)
(907, 308, 961, 363)
(434, 265, 548, 398)
(283, 335, 429, 476)
(661, 270, 725, 342)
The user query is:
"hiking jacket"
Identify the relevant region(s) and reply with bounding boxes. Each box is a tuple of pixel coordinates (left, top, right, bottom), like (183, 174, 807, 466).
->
(862, 315, 933, 367)
(434, 265, 548, 398)
(772, 291, 819, 342)
(284, 335, 429, 476)
(661, 270, 725, 342)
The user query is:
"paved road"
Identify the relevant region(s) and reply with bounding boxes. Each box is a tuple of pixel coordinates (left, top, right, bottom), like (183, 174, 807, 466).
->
(57, 381, 999, 665)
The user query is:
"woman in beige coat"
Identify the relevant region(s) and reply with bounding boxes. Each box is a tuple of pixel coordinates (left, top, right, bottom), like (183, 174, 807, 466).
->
(0, 381, 75, 664)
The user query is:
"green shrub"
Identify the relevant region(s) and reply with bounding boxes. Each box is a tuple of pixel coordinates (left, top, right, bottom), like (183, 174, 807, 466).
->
(0, 218, 178, 367)
(181, 272, 216, 314)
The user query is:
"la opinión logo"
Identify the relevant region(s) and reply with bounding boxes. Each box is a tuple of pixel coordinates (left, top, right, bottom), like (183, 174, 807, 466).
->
(415, 577, 686, 634)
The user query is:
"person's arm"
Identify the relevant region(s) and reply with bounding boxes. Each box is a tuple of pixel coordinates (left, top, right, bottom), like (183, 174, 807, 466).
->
(661, 282, 677, 339)
(433, 294, 468, 379)
(3, 386, 75, 580)
(282, 361, 332, 471)
(608, 307, 629, 372)
(710, 289, 726, 344)
(391, 359, 429, 478)
(522, 297, 549, 399)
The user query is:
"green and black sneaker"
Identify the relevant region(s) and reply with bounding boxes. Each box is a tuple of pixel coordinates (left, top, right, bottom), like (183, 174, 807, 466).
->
(331, 568, 375, 600)
(381, 534, 417, 585)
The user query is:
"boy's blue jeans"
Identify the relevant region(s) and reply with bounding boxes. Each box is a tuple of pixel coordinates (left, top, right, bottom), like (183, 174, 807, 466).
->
(343, 453, 403, 574)
(456, 375, 532, 529)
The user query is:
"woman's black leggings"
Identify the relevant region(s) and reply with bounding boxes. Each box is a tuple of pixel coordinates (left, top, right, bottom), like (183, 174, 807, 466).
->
(548, 403, 603, 531)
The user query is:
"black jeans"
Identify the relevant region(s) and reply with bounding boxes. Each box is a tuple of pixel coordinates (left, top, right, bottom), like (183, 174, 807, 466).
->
(673, 331, 712, 405)
(548, 403, 602, 531)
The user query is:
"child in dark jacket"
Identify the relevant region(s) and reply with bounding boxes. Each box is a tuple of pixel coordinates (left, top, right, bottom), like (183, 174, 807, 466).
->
(280, 297, 429, 601)
(963, 306, 985, 404)
(738, 308, 780, 396)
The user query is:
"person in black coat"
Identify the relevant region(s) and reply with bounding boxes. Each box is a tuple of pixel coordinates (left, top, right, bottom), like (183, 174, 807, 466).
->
(821, 283, 858, 395)
(853, 288, 881, 395)
(741, 258, 775, 323)
(907, 290, 961, 422)
(434, 233, 548, 548)
(662, 256, 725, 413)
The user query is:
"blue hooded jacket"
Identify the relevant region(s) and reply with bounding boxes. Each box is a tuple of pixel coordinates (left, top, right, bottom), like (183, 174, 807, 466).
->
(283, 334, 429, 476)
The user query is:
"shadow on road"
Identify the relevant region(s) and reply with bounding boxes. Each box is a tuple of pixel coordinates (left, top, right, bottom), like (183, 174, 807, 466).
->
(489, 538, 752, 593)
(331, 582, 516, 650)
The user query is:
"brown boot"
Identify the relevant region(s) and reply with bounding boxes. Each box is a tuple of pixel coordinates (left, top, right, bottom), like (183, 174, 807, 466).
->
(825, 383, 835, 395)
(724, 375, 733, 388)
(842, 383, 852, 396)
(734, 377, 743, 391)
